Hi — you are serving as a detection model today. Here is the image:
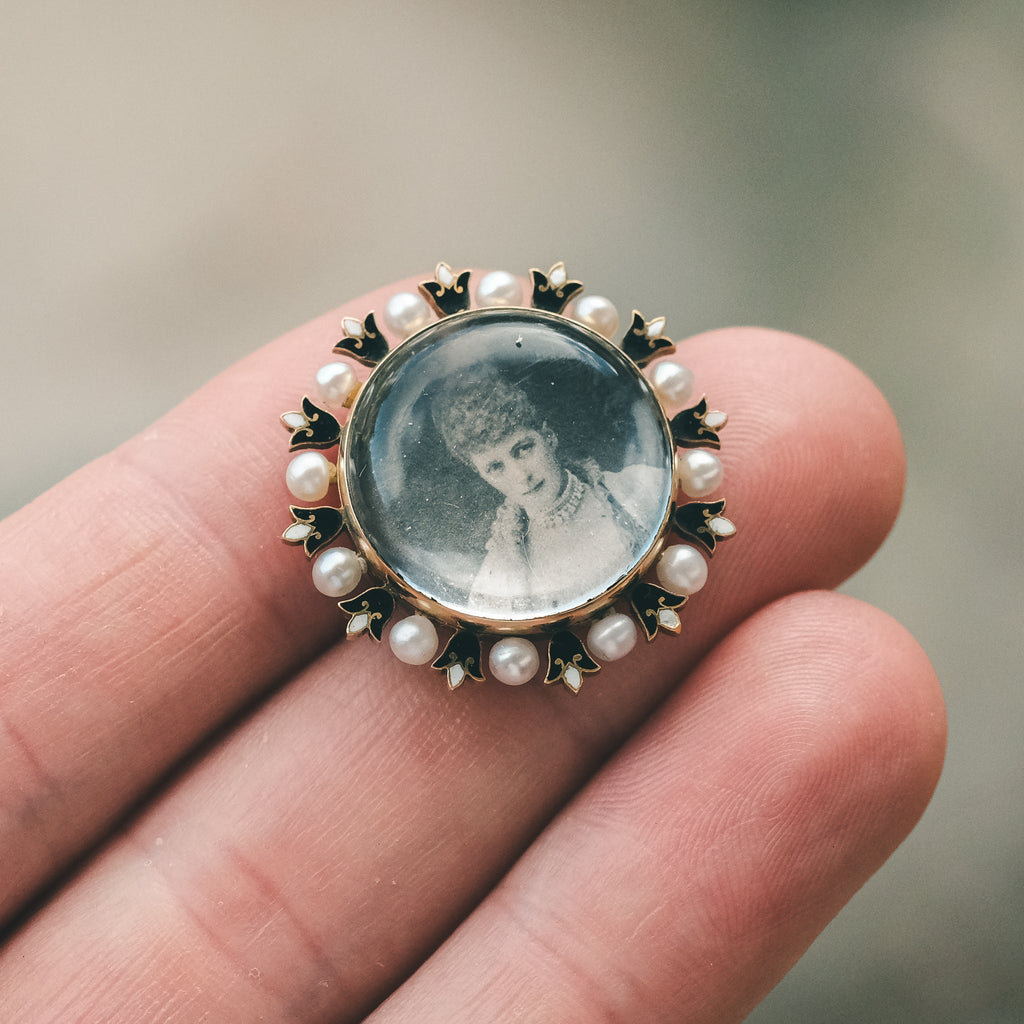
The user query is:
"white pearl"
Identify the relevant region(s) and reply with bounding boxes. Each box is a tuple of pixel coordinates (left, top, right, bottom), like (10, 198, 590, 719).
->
(311, 546, 363, 597)
(677, 450, 723, 498)
(388, 614, 439, 665)
(286, 451, 332, 502)
(489, 637, 539, 685)
(586, 613, 638, 662)
(475, 270, 523, 307)
(314, 362, 358, 410)
(566, 295, 619, 340)
(648, 361, 695, 408)
(657, 544, 708, 596)
(382, 291, 433, 340)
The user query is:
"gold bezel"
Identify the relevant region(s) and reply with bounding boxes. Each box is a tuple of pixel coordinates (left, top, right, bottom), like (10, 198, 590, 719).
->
(337, 306, 677, 635)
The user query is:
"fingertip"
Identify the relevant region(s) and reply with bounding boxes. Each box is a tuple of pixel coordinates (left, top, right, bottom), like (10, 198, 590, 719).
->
(681, 587, 947, 903)
(805, 590, 947, 823)
(677, 327, 907, 595)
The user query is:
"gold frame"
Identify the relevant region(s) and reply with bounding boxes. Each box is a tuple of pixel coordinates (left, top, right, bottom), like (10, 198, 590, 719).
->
(337, 306, 677, 635)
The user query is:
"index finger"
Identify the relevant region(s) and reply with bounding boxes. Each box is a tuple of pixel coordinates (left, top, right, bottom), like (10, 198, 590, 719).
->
(0, 275, 421, 922)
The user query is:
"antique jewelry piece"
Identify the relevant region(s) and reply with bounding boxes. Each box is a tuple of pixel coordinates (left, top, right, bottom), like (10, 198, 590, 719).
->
(281, 262, 735, 693)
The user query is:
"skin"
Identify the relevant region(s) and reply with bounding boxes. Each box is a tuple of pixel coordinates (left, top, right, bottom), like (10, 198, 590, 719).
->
(0, 273, 946, 1023)
(468, 427, 565, 517)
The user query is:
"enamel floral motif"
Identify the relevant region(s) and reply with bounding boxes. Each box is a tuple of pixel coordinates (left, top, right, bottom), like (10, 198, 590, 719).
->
(281, 262, 735, 693)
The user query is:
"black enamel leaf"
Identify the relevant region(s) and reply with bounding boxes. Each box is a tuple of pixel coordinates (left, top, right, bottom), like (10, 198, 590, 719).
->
(673, 499, 729, 555)
(670, 397, 722, 450)
(529, 268, 584, 314)
(287, 505, 346, 557)
(629, 582, 687, 641)
(621, 311, 676, 367)
(545, 630, 600, 687)
(432, 630, 485, 684)
(288, 397, 342, 452)
(419, 270, 472, 316)
(339, 588, 395, 642)
(332, 311, 389, 366)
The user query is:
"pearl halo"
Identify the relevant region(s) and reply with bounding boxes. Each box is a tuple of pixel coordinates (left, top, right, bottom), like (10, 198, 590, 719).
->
(566, 294, 620, 340)
(281, 262, 737, 693)
(677, 450, 724, 498)
(489, 638, 540, 686)
(382, 291, 433, 340)
(311, 546, 364, 597)
(586, 613, 638, 662)
(656, 544, 708, 596)
(475, 270, 524, 307)
(286, 451, 332, 502)
(315, 362, 358, 410)
(389, 615, 439, 665)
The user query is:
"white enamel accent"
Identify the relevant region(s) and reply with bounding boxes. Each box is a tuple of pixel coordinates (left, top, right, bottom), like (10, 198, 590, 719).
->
(548, 262, 567, 288)
(436, 262, 455, 288)
(282, 522, 313, 542)
(447, 663, 466, 689)
(562, 665, 582, 693)
(314, 362, 358, 410)
(709, 516, 736, 536)
(382, 291, 432, 340)
(566, 295, 619, 340)
(646, 316, 667, 338)
(647, 361, 695, 408)
(347, 612, 369, 635)
(657, 544, 708, 596)
(388, 614, 439, 665)
(342, 316, 364, 338)
(704, 410, 728, 430)
(677, 450, 724, 499)
(586, 613, 638, 662)
(286, 451, 332, 502)
(657, 608, 681, 631)
(475, 270, 524, 307)
(489, 637, 539, 686)
(311, 546, 363, 598)
(281, 410, 307, 431)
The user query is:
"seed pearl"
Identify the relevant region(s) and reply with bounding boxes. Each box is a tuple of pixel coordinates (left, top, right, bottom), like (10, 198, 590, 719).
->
(311, 546, 363, 598)
(382, 291, 433, 340)
(286, 451, 332, 502)
(677, 449, 724, 498)
(489, 637, 539, 686)
(475, 270, 524, 307)
(566, 295, 619, 340)
(648, 361, 695, 408)
(586, 613, 638, 662)
(388, 614, 439, 666)
(657, 544, 709, 596)
(314, 361, 358, 410)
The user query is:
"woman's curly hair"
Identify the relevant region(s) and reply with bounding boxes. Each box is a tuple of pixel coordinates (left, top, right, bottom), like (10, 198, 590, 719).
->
(432, 373, 550, 460)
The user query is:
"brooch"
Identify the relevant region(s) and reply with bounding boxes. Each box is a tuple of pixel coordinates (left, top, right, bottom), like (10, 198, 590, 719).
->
(281, 262, 735, 692)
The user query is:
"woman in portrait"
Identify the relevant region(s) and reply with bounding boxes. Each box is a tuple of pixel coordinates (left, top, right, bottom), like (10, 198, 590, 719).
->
(433, 373, 667, 617)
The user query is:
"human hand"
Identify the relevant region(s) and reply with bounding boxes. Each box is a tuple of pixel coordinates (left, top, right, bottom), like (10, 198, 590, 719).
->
(0, 274, 945, 1022)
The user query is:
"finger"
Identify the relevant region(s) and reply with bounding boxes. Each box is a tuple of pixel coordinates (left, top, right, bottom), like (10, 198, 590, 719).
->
(0, 328, 909, 1022)
(369, 593, 946, 1024)
(0, 274, 423, 921)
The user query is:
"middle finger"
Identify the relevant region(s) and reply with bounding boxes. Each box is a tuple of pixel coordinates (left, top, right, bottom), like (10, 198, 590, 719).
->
(0, 326, 903, 1022)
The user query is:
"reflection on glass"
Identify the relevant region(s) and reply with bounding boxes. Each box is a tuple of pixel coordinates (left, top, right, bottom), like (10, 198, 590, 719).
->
(345, 309, 673, 623)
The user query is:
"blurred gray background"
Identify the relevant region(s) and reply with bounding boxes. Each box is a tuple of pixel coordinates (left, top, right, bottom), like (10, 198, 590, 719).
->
(2, 2, 1021, 1019)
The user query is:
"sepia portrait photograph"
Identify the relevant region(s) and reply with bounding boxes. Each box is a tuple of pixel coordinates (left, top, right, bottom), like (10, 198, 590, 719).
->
(345, 309, 675, 622)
